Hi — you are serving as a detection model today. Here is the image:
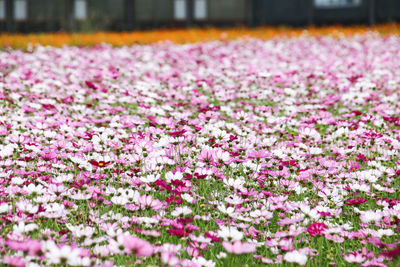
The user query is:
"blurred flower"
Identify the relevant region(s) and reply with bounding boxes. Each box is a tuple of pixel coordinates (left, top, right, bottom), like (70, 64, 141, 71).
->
(222, 241, 257, 254)
(284, 250, 308, 265)
(123, 234, 153, 257)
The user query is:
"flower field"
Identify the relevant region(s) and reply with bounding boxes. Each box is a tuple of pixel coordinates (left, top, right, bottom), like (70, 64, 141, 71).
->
(1, 30, 400, 267)
(1, 24, 400, 48)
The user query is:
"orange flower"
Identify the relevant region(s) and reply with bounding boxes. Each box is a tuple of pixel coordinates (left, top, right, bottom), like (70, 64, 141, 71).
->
(0, 24, 399, 48)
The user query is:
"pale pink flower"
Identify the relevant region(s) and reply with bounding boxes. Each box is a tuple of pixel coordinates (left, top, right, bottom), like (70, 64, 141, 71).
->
(197, 149, 214, 163)
(138, 195, 163, 210)
(343, 252, 366, 263)
(123, 234, 153, 257)
(3, 255, 25, 267)
(222, 241, 257, 254)
(161, 252, 180, 266)
(247, 149, 270, 159)
(284, 250, 308, 265)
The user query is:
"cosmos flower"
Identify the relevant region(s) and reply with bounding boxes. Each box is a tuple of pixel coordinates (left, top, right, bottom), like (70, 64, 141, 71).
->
(307, 222, 327, 237)
(247, 149, 270, 159)
(217, 226, 244, 241)
(284, 250, 308, 265)
(3, 255, 25, 267)
(345, 197, 367, 206)
(89, 160, 111, 168)
(1, 31, 400, 267)
(43, 241, 84, 266)
(381, 245, 400, 259)
(222, 241, 257, 254)
(123, 234, 153, 257)
(343, 252, 366, 263)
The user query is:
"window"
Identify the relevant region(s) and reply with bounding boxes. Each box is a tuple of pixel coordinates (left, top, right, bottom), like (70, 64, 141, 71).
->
(74, 0, 87, 20)
(194, 0, 207, 20)
(314, 0, 362, 8)
(0, 0, 5, 20)
(174, 0, 186, 20)
(14, 0, 27, 21)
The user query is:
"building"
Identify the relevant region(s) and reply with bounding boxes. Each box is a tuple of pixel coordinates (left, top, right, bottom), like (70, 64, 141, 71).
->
(0, 0, 399, 33)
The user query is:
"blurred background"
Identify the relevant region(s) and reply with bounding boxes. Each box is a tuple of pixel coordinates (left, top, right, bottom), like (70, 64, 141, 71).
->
(0, 0, 399, 33)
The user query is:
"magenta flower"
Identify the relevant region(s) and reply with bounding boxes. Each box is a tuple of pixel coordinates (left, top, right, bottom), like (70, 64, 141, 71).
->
(345, 197, 367, 206)
(381, 245, 400, 259)
(89, 160, 111, 168)
(307, 222, 326, 237)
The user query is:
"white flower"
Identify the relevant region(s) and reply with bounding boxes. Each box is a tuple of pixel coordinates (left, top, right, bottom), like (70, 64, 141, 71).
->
(223, 177, 245, 190)
(360, 210, 382, 223)
(0, 203, 10, 214)
(105, 225, 123, 238)
(165, 171, 183, 183)
(11, 177, 25, 185)
(171, 206, 192, 217)
(140, 174, 159, 183)
(299, 127, 321, 140)
(249, 208, 273, 219)
(13, 221, 38, 234)
(111, 196, 128, 205)
(217, 226, 243, 241)
(161, 252, 180, 266)
(181, 193, 195, 203)
(0, 144, 14, 158)
(107, 233, 126, 254)
(376, 229, 394, 238)
(15, 200, 39, 214)
(23, 183, 46, 195)
(225, 195, 243, 205)
(40, 203, 66, 218)
(216, 252, 227, 259)
(192, 257, 216, 267)
(217, 205, 235, 217)
(309, 147, 322, 154)
(284, 250, 307, 265)
(66, 224, 95, 238)
(67, 189, 92, 200)
(44, 241, 82, 265)
(93, 245, 110, 257)
(190, 234, 211, 243)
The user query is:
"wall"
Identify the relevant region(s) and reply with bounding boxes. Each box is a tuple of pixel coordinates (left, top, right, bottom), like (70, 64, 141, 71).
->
(208, 0, 247, 22)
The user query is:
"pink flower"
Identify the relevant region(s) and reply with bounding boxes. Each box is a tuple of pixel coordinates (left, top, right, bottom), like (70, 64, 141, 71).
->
(138, 195, 163, 210)
(3, 255, 25, 267)
(123, 234, 153, 257)
(161, 252, 180, 266)
(247, 150, 270, 159)
(325, 234, 344, 243)
(186, 246, 201, 257)
(307, 222, 326, 237)
(198, 149, 214, 164)
(40, 148, 57, 161)
(222, 241, 257, 254)
(343, 252, 366, 263)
